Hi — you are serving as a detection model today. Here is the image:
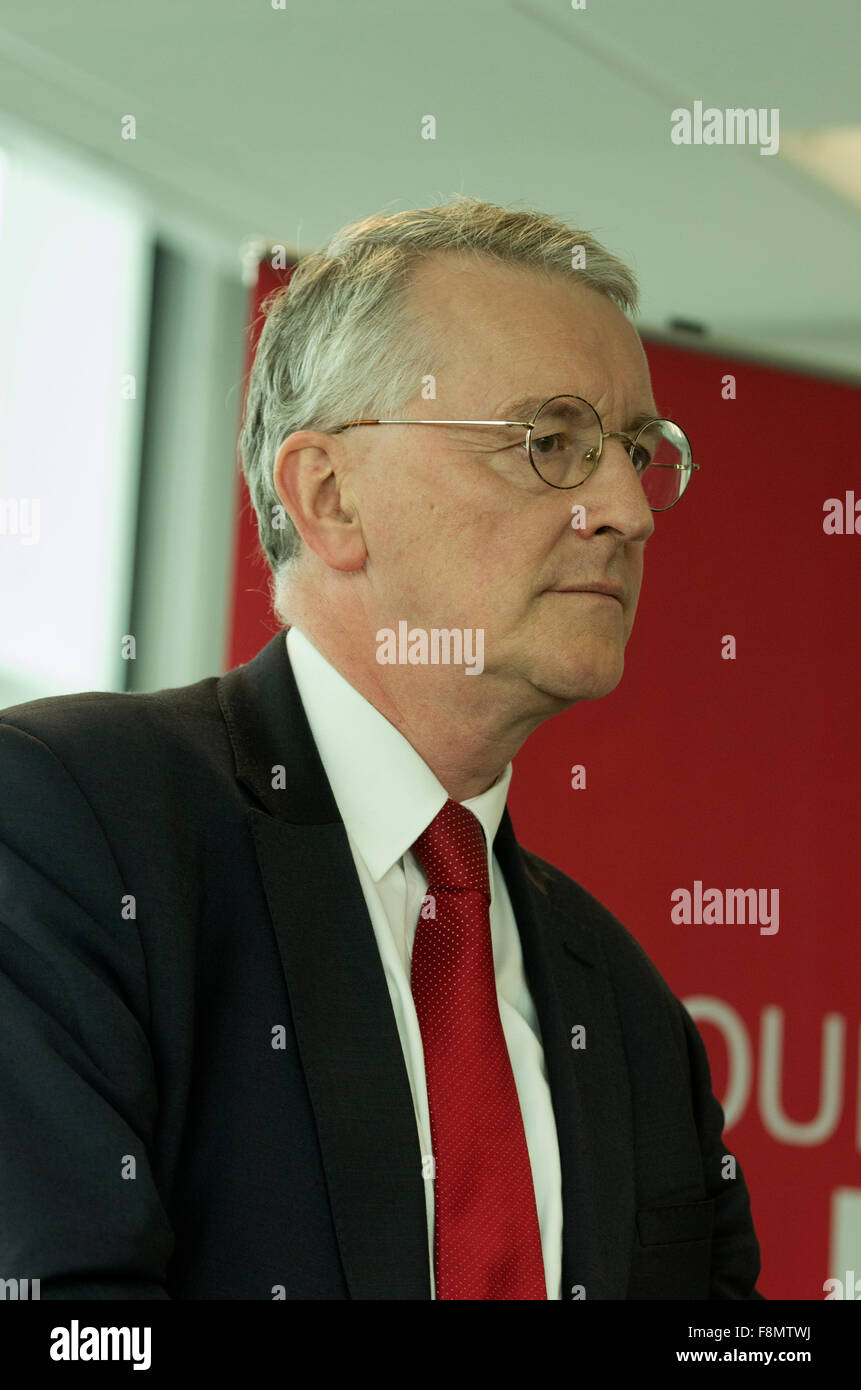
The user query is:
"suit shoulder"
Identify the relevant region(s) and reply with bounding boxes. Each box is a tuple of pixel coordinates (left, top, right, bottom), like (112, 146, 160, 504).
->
(0, 671, 234, 836)
(0, 670, 222, 759)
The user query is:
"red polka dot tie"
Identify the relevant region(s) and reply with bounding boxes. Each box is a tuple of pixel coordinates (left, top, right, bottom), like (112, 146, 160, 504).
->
(410, 798, 547, 1300)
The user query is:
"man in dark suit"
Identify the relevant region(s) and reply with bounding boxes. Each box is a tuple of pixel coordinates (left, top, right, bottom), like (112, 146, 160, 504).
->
(0, 198, 763, 1299)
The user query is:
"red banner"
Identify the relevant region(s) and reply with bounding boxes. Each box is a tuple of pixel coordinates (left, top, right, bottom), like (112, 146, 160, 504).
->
(510, 341, 861, 1300)
(226, 256, 297, 670)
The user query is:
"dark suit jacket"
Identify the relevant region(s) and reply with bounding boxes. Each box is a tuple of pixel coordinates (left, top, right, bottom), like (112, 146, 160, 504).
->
(0, 629, 764, 1299)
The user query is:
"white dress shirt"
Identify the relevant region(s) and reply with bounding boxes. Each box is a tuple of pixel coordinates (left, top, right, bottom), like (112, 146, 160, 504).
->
(285, 625, 563, 1299)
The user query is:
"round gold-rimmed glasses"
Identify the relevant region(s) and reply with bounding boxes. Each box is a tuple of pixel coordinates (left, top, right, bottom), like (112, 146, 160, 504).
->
(330, 394, 698, 511)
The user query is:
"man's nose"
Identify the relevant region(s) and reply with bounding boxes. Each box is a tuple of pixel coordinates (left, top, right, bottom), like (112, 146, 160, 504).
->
(580, 435, 655, 539)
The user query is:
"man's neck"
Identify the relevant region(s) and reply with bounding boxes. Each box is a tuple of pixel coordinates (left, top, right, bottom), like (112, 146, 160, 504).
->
(289, 622, 544, 803)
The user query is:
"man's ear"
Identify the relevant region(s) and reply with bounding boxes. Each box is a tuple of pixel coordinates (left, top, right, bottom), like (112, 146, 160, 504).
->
(273, 430, 367, 572)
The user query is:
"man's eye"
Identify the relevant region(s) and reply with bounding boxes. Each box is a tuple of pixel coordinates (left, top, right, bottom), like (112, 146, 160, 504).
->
(531, 432, 564, 456)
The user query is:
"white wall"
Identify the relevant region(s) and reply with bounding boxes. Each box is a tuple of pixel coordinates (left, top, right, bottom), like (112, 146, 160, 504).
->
(0, 122, 151, 706)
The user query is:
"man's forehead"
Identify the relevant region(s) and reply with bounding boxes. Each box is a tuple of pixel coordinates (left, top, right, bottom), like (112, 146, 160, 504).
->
(408, 253, 655, 419)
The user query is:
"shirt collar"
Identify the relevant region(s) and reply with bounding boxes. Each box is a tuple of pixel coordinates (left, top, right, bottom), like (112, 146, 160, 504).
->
(285, 626, 512, 882)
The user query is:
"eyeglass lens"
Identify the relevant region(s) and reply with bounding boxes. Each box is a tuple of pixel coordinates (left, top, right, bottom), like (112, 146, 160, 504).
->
(529, 397, 692, 510)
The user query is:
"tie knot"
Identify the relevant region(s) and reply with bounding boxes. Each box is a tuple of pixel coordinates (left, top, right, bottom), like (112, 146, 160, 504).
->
(411, 798, 490, 900)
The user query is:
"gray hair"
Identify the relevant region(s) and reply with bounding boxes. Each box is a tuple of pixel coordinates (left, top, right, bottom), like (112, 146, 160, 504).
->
(238, 196, 639, 615)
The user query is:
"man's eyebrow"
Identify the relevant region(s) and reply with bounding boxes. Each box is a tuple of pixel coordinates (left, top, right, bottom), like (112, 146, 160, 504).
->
(625, 408, 663, 433)
(491, 395, 663, 432)
(490, 394, 548, 421)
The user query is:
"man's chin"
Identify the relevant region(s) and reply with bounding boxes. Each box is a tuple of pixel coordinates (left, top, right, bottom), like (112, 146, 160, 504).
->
(531, 653, 625, 707)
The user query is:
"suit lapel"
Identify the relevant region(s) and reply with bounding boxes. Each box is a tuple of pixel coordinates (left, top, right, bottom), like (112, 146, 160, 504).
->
(494, 810, 635, 1299)
(218, 631, 430, 1298)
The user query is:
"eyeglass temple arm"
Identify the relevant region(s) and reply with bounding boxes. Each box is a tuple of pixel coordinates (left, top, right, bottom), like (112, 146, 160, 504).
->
(331, 418, 532, 432)
(331, 419, 699, 469)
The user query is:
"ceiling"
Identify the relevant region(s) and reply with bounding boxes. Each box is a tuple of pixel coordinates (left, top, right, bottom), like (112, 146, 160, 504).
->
(1, 0, 860, 375)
